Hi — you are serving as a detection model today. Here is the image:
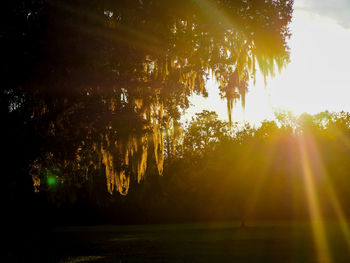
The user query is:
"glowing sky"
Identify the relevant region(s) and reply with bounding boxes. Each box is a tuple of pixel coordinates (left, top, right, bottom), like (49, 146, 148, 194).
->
(184, 0, 350, 124)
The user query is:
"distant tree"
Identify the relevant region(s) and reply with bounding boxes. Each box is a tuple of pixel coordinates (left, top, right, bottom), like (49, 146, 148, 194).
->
(255, 120, 279, 139)
(183, 111, 230, 156)
(274, 109, 296, 131)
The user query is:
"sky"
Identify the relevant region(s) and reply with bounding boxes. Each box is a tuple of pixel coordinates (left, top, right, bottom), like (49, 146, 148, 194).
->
(183, 0, 350, 125)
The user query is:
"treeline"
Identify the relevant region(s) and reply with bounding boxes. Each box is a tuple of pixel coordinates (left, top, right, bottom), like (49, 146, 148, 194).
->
(28, 110, 350, 225)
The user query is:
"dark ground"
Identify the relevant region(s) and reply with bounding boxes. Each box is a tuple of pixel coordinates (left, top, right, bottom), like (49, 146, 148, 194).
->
(5, 222, 350, 262)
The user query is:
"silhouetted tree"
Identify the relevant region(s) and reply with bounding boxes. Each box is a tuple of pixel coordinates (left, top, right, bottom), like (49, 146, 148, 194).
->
(2, 0, 293, 201)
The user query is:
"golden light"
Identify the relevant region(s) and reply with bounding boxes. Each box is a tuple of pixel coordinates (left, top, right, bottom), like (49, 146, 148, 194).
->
(297, 129, 350, 262)
(184, 1, 350, 125)
(298, 135, 332, 262)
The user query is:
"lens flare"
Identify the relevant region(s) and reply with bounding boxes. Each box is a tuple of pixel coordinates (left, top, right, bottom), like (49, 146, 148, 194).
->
(298, 135, 332, 263)
(304, 131, 350, 251)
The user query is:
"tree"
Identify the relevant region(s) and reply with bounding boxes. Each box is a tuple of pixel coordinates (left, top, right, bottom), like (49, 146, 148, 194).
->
(2, 0, 294, 197)
(183, 111, 230, 157)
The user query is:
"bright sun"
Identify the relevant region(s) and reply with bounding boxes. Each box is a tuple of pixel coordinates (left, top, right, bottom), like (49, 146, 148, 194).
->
(185, 1, 350, 125)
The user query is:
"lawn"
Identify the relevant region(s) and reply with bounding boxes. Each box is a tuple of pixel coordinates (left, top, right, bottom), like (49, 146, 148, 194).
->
(8, 222, 350, 262)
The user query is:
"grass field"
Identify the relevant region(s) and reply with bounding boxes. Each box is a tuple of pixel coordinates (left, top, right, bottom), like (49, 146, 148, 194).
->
(8, 222, 350, 262)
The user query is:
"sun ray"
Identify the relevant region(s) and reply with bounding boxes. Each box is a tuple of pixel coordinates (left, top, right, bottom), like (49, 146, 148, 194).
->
(305, 133, 350, 250)
(298, 135, 332, 263)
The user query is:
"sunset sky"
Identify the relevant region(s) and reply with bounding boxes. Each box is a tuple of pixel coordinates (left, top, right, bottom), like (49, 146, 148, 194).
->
(185, 0, 350, 124)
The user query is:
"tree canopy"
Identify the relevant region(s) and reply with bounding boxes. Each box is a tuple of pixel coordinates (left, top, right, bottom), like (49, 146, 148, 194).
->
(2, 0, 293, 195)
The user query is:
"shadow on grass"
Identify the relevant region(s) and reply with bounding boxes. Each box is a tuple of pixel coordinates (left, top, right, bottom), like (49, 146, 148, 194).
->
(6, 222, 350, 262)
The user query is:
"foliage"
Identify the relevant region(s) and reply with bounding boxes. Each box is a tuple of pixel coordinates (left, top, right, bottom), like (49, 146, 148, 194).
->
(183, 111, 230, 156)
(2, 0, 293, 195)
(22, 110, 350, 224)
